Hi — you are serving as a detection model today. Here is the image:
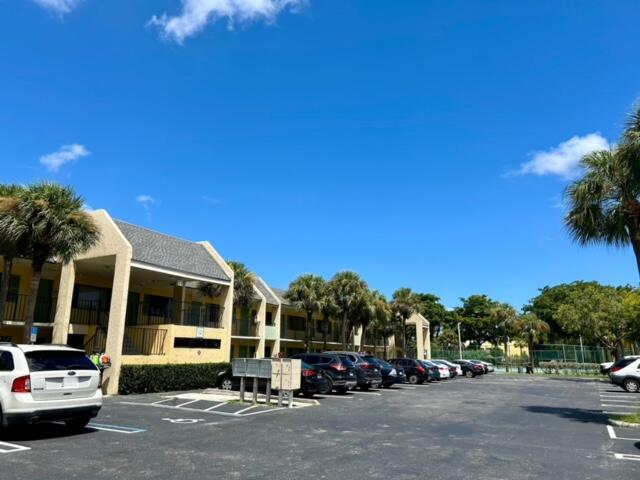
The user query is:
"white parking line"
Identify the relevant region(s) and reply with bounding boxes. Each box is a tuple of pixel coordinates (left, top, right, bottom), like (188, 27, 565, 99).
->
(353, 391, 382, 396)
(601, 404, 640, 408)
(204, 402, 229, 411)
(0, 441, 30, 454)
(175, 399, 200, 408)
(614, 453, 640, 461)
(603, 411, 637, 415)
(599, 396, 640, 401)
(607, 425, 640, 442)
(88, 423, 146, 434)
(235, 405, 259, 415)
(152, 398, 174, 405)
(316, 394, 354, 400)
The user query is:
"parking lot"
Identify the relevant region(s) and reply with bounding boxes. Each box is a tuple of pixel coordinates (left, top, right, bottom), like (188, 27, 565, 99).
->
(1, 375, 639, 479)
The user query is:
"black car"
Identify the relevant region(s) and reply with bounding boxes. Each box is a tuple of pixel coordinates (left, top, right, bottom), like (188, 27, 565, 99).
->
(453, 359, 484, 378)
(389, 358, 430, 384)
(291, 353, 358, 393)
(215, 361, 331, 397)
(324, 351, 383, 390)
(363, 355, 406, 388)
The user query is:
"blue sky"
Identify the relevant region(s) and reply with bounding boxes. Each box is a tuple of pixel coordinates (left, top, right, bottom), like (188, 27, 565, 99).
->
(1, 0, 639, 309)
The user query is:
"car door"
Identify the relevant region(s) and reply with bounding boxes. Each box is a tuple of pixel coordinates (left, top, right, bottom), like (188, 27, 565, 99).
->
(0, 350, 16, 402)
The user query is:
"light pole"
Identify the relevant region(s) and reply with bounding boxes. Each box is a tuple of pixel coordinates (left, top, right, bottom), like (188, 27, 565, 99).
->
(579, 335, 585, 363)
(457, 322, 463, 359)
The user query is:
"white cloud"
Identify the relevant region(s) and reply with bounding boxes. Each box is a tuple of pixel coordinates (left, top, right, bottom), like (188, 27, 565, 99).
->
(148, 0, 307, 44)
(518, 133, 610, 180)
(32, 0, 83, 14)
(136, 195, 156, 205)
(39, 143, 90, 172)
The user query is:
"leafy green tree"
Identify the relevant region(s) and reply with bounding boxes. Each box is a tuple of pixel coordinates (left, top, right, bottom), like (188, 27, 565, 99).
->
(553, 283, 637, 359)
(415, 292, 449, 340)
(391, 287, 420, 356)
(432, 328, 460, 350)
(512, 313, 550, 370)
(523, 283, 583, 341)
(285, 274, 325, 352)
(0, 182, 100, 343)
(490, 303, 518, 359)
(0, 184, 26, 322)
(565, 104, 640, 277)
(454, 294, 500, 348)
(368, 291, 392, 358)
(328, 271, 368, 349)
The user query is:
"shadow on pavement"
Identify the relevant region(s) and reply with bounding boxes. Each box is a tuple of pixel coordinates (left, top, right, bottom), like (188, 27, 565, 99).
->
(0, 422, 94, 442)
(545, 377, 606, 384)
(523, 405, 608, 425)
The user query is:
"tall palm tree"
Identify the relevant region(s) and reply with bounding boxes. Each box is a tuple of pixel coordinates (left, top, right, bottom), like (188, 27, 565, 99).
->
(512, 313, 550, 372)
(285, 274, 325, 352)
(368, 290, 392, 357)
(227, 260, 257, 321)
(0, 184, 26, 323)
(0, 182, 100, 343)
(319, 284, 339, 351)
(565, 104, 640, 278)
(351, 291, 374, 352)
(328, 271, 368, 349)
(391, 287, 419, 356)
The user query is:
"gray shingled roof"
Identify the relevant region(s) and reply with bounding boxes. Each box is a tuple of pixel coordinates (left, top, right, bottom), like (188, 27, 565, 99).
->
(114, 220, 230, 282)
(254, 278, 280, 305)
(271, 287, 291, 306)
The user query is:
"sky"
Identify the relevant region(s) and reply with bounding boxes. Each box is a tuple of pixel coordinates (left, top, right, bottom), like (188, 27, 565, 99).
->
(1, 0, 639, 310)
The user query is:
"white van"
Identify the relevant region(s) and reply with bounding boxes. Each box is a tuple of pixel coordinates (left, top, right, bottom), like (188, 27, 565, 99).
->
(0, 343, 102, 430)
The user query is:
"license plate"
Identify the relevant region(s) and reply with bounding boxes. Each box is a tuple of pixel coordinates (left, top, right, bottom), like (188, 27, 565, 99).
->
(64, 377, 78, 387)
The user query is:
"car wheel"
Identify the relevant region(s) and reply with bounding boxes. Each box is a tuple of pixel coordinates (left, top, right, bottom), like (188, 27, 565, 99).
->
(219, 377, 233, 391)
(408, 374, 419, 384)
(383, 383, 391, 389)
(623, 378, 640, 393)
(360, 384, 370, 391)
(465, 370, 473, 378)
(319, 379, 333, 395)
(65, 416, 91, 432)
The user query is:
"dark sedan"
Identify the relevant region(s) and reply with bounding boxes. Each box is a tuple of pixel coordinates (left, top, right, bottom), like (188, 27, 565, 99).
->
(324, 351, 383, 390)
(363, 355, 406, 388)
(291, 353, 358, 393)
(453, 359, 484, 378)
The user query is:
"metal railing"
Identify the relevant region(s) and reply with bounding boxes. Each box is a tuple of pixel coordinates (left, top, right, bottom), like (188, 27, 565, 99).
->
(70, 299, 109, 325)
(122, 327, 167, 356)
(127, 300, 223, 329)
(232, 319, 259, 337)
(2, 293, 56, 324)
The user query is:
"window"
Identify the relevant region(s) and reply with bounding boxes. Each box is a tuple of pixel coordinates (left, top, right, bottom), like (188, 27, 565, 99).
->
(305, 354, 320, 364)
(72, 285, 111, 311)
(25, 350, 97, 372)
(317, 355, 332, 365)
(266, 311, 274, 326)
(287, 316, 305, 331)
(144, 295, 172, 317)
(173, 338, 221, 349)
(0, 351, 14, 371)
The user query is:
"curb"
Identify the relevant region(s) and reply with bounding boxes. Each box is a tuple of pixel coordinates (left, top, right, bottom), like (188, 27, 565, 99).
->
(609, 418, 640, 428)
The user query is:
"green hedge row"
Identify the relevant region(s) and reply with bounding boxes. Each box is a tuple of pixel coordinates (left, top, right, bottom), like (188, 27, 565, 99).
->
(119, 362, 230, 395)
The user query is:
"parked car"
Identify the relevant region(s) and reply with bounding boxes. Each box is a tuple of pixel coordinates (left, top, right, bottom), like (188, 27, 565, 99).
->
(388, 358, 430, 384)
(470, 360, 494, 373)
(453, 359, 484, 377)
(362, 355, 406, 388)
(0, 343, 102, 430)
(422, 360, 449, 380)
(467, 360, 489, 374)
(324, 351, 382, 390)
(216, 360, 331, 397)
(609, 356, 640, 393)
(600, 361, 614, 375)
(291, 353, 357, 393)
(432, 359, 462, 377)
(431, 359, 458, 378)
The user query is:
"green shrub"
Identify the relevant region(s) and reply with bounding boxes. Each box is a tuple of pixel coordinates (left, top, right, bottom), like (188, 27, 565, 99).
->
(538, 360, 600, 375)
(119, 362, 230, 395)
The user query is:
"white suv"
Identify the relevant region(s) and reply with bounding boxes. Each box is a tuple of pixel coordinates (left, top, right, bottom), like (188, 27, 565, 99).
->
(0, 343, 102, 430)
(609, 356, 640, 393)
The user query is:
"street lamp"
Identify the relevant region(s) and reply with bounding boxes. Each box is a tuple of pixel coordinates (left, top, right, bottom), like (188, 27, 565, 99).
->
(457, 322, 463, 359)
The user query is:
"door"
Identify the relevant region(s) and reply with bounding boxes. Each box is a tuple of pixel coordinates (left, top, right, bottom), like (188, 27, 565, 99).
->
(189, 302, 202, 326)
(126, 292, 140, 326)
(240, 308, 249, 336)
(34, 279, 54, 323)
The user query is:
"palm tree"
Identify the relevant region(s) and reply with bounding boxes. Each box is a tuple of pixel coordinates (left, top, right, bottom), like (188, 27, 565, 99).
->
(512, 313, 550, 372)
(0, 182, 100, 343)
(0, 184, 26, 323)
(227, 261, 257, 334)
(319, 285, 339, 351)
(391, 287, 419, 356)
(368, 291, 392, 357)
(565, 104, 640, 277)
(285, 274, 325, 352)
(327, 271, 368, 350)
(351, 291, 374, 352)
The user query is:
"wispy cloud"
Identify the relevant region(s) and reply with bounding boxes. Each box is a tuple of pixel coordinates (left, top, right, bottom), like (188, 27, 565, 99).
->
(148, 0, 307, 44)
(32, 0, 83, 14)
(136, 194, 156, 219)
(40, 143, 90, 172)
(516, 133, 610, 180)
(202, 195, 222, 206)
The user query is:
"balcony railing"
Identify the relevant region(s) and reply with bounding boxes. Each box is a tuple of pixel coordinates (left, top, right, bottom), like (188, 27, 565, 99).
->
(232, 319, 259, 337)
(122, 327, 167, 355)
(70, 299, 109, 326)
(2, 293, 56, 324)
(128, 300, 223, 329)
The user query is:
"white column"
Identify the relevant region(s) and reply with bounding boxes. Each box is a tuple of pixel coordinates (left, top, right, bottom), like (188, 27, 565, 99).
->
(52, 262, 75, 345)
(273, 304, 282, 356)
(424, 323, 431, 360)
(415, 323, 425, 360)
(101, 253, 132, 395)
(221, 284, 234, 362)
(256, 297, 266, 358)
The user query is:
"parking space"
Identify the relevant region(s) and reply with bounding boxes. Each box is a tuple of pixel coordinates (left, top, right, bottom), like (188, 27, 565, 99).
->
(1, 376, 639, 479)
(594, 380, 640, 462)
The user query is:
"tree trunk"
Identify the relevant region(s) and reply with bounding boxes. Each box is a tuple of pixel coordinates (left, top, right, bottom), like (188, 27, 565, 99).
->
(0, 256, 13, 324)
(360, 325, 367, 354)
(322, 315, 328, 351)
(529, 340, 535, 373)
(504, 336, 510, 373)
(305, 311, 312, 353)
(627, 219, 640, 280)
(614, 339, 625, 360)
(402, 318, 407, 357)
(383, 335, 388, 360)
(23, 264, 43, 344)
(341, 312, 348, 350)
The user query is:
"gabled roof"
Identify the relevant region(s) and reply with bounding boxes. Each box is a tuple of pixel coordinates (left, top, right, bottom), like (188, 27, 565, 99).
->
(114, 219, 231, 283)
(254, 277, 280, 306)
(271, 287, 291, 306)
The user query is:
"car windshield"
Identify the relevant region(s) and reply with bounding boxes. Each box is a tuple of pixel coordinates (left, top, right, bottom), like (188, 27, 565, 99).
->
(26, 350, 97, 372)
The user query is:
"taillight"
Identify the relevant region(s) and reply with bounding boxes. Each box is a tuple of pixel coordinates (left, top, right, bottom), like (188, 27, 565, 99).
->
(416, 365, 425, 373)
(611, 366, 622, 373)
(302, 369, 317, 377)
(12, 375, 31, 393)
(330, 362, 347, 372)
(360, 363, 374, 370)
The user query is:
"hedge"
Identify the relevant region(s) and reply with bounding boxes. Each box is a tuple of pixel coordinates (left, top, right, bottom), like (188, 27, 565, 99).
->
(538, 361, 600, 375)
(119, 362, 230, 395)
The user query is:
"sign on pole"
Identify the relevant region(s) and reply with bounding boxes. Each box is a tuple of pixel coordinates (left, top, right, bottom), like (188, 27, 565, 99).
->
(30, 327, 38, 343)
